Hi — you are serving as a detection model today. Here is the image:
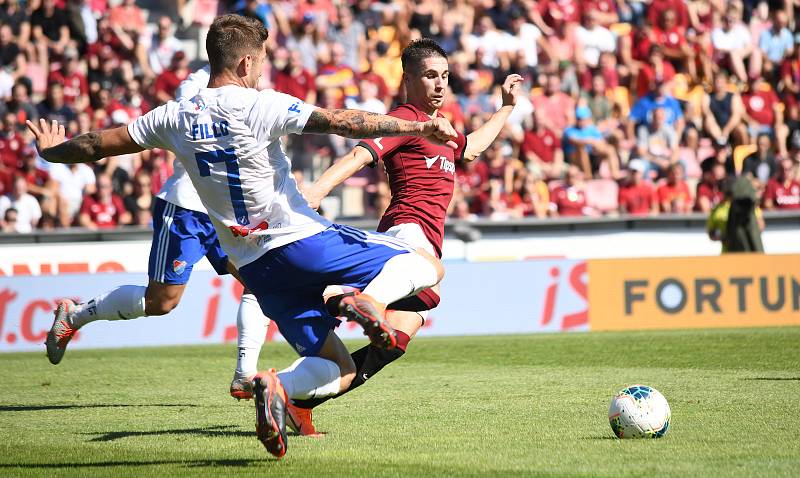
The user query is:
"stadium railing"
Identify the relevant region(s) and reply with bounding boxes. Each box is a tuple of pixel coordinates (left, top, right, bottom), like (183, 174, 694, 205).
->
(2, 212, 799, 245)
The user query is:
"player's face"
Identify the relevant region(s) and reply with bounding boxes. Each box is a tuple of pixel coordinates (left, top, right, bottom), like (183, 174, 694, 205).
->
(406, 56, 449, 113)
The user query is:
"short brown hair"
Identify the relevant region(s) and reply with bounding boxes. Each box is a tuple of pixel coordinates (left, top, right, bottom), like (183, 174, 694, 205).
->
(206, 14, 269, 74)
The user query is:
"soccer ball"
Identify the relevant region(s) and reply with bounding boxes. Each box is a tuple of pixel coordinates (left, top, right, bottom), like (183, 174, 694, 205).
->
(608, 385, 671, 439)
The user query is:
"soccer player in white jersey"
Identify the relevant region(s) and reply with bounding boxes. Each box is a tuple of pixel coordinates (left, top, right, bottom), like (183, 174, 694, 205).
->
(40, 64, 268, 399)
(27, 14, 457, 458)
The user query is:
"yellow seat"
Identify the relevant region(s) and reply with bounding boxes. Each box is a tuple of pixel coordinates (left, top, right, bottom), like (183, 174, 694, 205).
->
(733, 144, 757, 174)
(609, 23, 632, 37)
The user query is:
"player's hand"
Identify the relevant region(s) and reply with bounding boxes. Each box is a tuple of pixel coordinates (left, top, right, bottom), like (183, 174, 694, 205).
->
(26, 118, 66, 157)
(501, 74, 524, 107)
(302, 184, 325, 210)
(421, 117, 458, 149)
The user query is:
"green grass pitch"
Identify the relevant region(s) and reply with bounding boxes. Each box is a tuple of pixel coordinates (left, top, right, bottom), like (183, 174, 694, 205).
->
(1, 328, 799, 477)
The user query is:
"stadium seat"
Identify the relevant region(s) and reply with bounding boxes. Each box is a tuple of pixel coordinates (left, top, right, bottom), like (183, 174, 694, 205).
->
(611, 86, 631, 116)
(585, 179, 619, 214)
(733, 144, 757, 174)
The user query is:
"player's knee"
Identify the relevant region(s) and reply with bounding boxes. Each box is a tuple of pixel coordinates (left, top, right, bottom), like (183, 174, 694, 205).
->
(337, 358, 357, 392)
(413, 248, 444, 282)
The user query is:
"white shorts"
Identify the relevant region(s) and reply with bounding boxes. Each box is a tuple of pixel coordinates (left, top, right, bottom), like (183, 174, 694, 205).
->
(322, 222, 435, 322)
(381, 223, 436, 258)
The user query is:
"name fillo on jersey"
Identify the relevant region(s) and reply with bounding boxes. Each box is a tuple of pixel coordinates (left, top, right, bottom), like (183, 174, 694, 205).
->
(191, 120, 230, 141)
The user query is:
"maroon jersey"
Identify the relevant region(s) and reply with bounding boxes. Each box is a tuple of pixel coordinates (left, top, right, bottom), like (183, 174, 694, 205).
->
(358, 103, 468, 257)
(764, 179, 800, 210)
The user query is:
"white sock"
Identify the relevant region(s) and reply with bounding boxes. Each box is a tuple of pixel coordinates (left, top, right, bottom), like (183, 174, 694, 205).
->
(235, 293, 269, 376)
(362, 253, 439, 305)
(72, 285, 146, 328)
(277, 357, 341, 400)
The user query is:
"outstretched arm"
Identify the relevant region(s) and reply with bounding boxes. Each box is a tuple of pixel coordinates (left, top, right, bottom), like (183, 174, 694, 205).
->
(463, 75, 523, 161)
(302, 108, 458, 148)
(303, 146, 374, 209)
(26, 119, 143, 164)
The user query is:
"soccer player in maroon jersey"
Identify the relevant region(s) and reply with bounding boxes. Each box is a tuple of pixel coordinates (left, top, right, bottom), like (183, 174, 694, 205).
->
(285, 39, 522, 434)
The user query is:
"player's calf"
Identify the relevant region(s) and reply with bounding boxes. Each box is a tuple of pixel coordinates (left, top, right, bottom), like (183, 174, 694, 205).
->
(144, 282, 185, 316)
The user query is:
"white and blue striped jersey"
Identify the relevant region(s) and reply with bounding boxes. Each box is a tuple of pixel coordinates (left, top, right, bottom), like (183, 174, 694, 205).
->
(154, 66, 210, 213)
(128, 85, 329, 268)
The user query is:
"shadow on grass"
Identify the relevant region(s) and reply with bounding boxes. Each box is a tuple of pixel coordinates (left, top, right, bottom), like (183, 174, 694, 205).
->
(0, 404, 198, 412)
(741, 377, 800, 381)
(581, 435, 619, 440)
(83, 425, 251, 442)
(0, 458, 274, 468)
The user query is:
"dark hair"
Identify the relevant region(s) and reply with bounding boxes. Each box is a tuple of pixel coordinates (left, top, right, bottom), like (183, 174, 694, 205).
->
(401, 38, 447, 73)
(206, 14, 269, 75)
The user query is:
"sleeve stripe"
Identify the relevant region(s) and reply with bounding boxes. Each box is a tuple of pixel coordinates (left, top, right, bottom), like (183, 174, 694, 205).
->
(459, 136, 467, 162)
(356, 142, 379, 168)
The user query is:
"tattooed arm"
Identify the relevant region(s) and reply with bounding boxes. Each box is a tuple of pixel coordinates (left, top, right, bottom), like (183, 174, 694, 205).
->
(303, 107, 458, 147)
(26, 119, 143, 164)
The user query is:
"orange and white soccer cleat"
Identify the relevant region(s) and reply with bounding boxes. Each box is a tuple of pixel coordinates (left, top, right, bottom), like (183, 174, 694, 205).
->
(230, 373, 256, 400)
(45, 299, 79, 365)
(253, 369, 288, 458)
(286, 402, 322, 437)
(338, 293, 397, 350)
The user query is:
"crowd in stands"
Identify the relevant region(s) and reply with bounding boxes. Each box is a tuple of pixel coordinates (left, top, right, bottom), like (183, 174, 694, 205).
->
(2, 0, 800, 233)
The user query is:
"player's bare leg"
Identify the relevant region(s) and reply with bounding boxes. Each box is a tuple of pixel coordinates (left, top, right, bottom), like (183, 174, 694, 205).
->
(143, 281, 186, 315)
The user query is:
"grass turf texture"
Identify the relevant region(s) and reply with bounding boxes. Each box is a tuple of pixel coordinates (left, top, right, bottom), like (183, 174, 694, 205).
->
(1, 328, 799, 477)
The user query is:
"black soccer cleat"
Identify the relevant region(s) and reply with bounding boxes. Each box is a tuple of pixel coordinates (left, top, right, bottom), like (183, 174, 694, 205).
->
(253, 369, 288, 458)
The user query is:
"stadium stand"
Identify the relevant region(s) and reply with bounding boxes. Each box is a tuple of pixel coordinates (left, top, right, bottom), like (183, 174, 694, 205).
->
(1, 0, 800, 233)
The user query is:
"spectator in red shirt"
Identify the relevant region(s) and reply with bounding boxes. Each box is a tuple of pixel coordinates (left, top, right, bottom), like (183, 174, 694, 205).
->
(695, 157, 727, 212)
(78, 173, 130, 229)
(109, 80, 150, 126)
(538, 0, 581, 31)
(0, 111, 25, 171)
(48, 49, 89, 112)
(743, 77, 789, 158)
(153, 51, 190, 104)
(124, 171, 154, 226)
(780, 47, 800, 104)
(19, 147, 61, 225)
(455, 158, 490, 211)
(522, 110, 565, 180)
(763, 159, 800, 210)
(652, 9, 697, 81)
(550, 165, 591, 216)
(618, 159, 657, 215)
(531, 74, 575, 136)
(648, 0, 690, 30)
(507, 169, 550, 218)
(273, 49, 317, 104)
(657, 163, 693, 213)
(634, 45, 676, 99)
(583, 0, 619, 27)
(107, 0, 146, 36)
